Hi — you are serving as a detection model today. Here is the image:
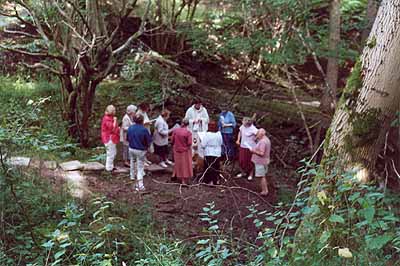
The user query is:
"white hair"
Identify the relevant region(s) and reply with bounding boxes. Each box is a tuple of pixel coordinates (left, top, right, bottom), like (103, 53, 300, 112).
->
(126, 104, 137, 114)
(105, 105, 116, 115)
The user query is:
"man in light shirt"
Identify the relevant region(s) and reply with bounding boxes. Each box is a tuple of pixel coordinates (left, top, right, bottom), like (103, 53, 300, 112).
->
(184, 99, 209, 157)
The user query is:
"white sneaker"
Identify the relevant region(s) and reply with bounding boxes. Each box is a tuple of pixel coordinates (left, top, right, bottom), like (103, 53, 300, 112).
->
(135, 186, 145, 192)
(247, 175, 253, 181)
(235, 173, 244, 179)
(166, 159, 174, 165)
(159, 162, 168, 168)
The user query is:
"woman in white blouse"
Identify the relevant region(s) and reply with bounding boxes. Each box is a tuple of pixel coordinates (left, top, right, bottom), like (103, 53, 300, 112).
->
(120, 105, 137, 167)
(198, 121, 223, 185)
(153, 109, 174, 168)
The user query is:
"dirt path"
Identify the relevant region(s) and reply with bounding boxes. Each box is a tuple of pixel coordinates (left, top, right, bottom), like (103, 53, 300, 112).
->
(83, 165, 291, 240)
(18, 156, 295, 240)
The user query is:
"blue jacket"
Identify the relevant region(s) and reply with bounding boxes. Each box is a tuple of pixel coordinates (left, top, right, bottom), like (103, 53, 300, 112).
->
(127, 124, 152, 150)
(218, 111, 237, 134)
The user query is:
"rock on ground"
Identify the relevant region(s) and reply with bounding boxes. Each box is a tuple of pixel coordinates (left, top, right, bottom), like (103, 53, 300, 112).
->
(7, 156, 31, 167)
(59, 160, 83, 171)
(83, 162, 105, 171)
(63, 170, 91, 198)
(44, 161, 58, 170)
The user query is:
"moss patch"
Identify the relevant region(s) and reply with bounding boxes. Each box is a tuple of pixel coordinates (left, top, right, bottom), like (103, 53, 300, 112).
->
(338, 59, 363, 109)
(344, 108, 381, 153)
(367, 36, 377, 49)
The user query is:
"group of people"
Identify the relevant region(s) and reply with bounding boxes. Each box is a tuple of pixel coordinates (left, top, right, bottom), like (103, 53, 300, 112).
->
(100, 99, 271, 195)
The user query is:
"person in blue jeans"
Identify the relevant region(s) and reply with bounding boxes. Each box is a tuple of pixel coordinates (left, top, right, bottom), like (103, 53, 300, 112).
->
(217, 104, 237, 161)
(127, 114, 152, 191)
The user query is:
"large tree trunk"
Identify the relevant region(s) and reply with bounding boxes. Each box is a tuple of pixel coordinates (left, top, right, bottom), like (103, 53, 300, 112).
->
(323, 0, 400, 181)
(60, 72, 100, 148)
(60, 76, 79, 140)
(78, 78, 99, 148)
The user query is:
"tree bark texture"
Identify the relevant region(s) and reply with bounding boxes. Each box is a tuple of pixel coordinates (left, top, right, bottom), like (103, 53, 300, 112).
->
(322, 0, 340, 111)
(324, 0, 400, 180)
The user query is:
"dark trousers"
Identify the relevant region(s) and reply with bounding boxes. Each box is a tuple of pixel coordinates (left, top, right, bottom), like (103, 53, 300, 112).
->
(222, 133, 235, 160)
(203, 156, 220, 184)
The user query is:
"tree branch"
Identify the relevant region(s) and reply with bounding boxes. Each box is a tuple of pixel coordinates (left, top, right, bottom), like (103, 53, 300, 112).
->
(112, 0, 152, 56)
(22, 62, 64, 75)
(64, 0, 93, 39)
(0, 44, 70, 65)
(15, 0, 51, 46)
(3, 29, 39, 38)
(104, 3, 136, 49)
(61, 21, 92, 47)
(0, 8, 36, 29)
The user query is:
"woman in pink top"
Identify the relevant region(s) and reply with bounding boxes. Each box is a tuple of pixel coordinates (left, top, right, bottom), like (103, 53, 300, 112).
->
(250, 128, 271, 196)
(171, 118, 193, 185)
(101, 105, 120, 171)
(236, 117, 258, 180)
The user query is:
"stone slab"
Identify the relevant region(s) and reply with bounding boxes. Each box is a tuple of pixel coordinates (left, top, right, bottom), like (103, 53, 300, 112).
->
(44, 161, 58, 170)
(113, 166, 129, 174)
(83, 162, 105, 171)
(63, 171, 89, 198)
(59, 160, 83, 171)
(30, 159, 42, 169)
(64, 170, 84, 182)
(7, 156, 31, 167)
(146, 164, 173, 173)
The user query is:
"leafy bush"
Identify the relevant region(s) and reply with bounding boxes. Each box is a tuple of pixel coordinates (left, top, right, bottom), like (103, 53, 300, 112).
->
(42, 198, 124, 266)
(0, 76, 78, 159)
(187, 162, 400, 265)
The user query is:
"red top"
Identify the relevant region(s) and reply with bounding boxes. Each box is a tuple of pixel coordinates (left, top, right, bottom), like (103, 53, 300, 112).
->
(101, 114, 120, 144)
(172, 127, 192, 153)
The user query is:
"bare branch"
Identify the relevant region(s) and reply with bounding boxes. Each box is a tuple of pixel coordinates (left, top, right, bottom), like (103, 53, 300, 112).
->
(112, 0, 152, 56)
(64, 0, 93, 38)
(0, 8, 35, 29)
(104, 4, 136, 49)
(15, 0, 51, 45)
(61, 21, 91, 47)
(3, 29, 39, 38)
(0, 44, 70, 65)
(22, 62, 64, 75)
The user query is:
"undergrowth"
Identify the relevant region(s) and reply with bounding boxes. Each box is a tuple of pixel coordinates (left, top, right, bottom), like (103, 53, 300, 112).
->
(3, 154, 400, 265)
(1, 75, 399, 265)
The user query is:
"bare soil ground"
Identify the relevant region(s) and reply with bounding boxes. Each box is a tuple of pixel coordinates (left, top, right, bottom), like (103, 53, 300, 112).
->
(81, 163, 295, 240)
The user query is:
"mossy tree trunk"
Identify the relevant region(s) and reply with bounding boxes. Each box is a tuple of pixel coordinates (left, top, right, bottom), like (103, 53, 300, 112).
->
(323, 0, 400, 180)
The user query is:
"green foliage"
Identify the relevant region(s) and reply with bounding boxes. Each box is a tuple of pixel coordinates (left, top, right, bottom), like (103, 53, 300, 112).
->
(293, 162, 400, 265)
(189, 163, 400, 265)
(179, 0, 363, 78)
(0, 167, 71, 265)
(0, 76, 78, 160)
(196, 202, 231, 265)
(42, 198, 124, 266)
(341, 0, 368, 14)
